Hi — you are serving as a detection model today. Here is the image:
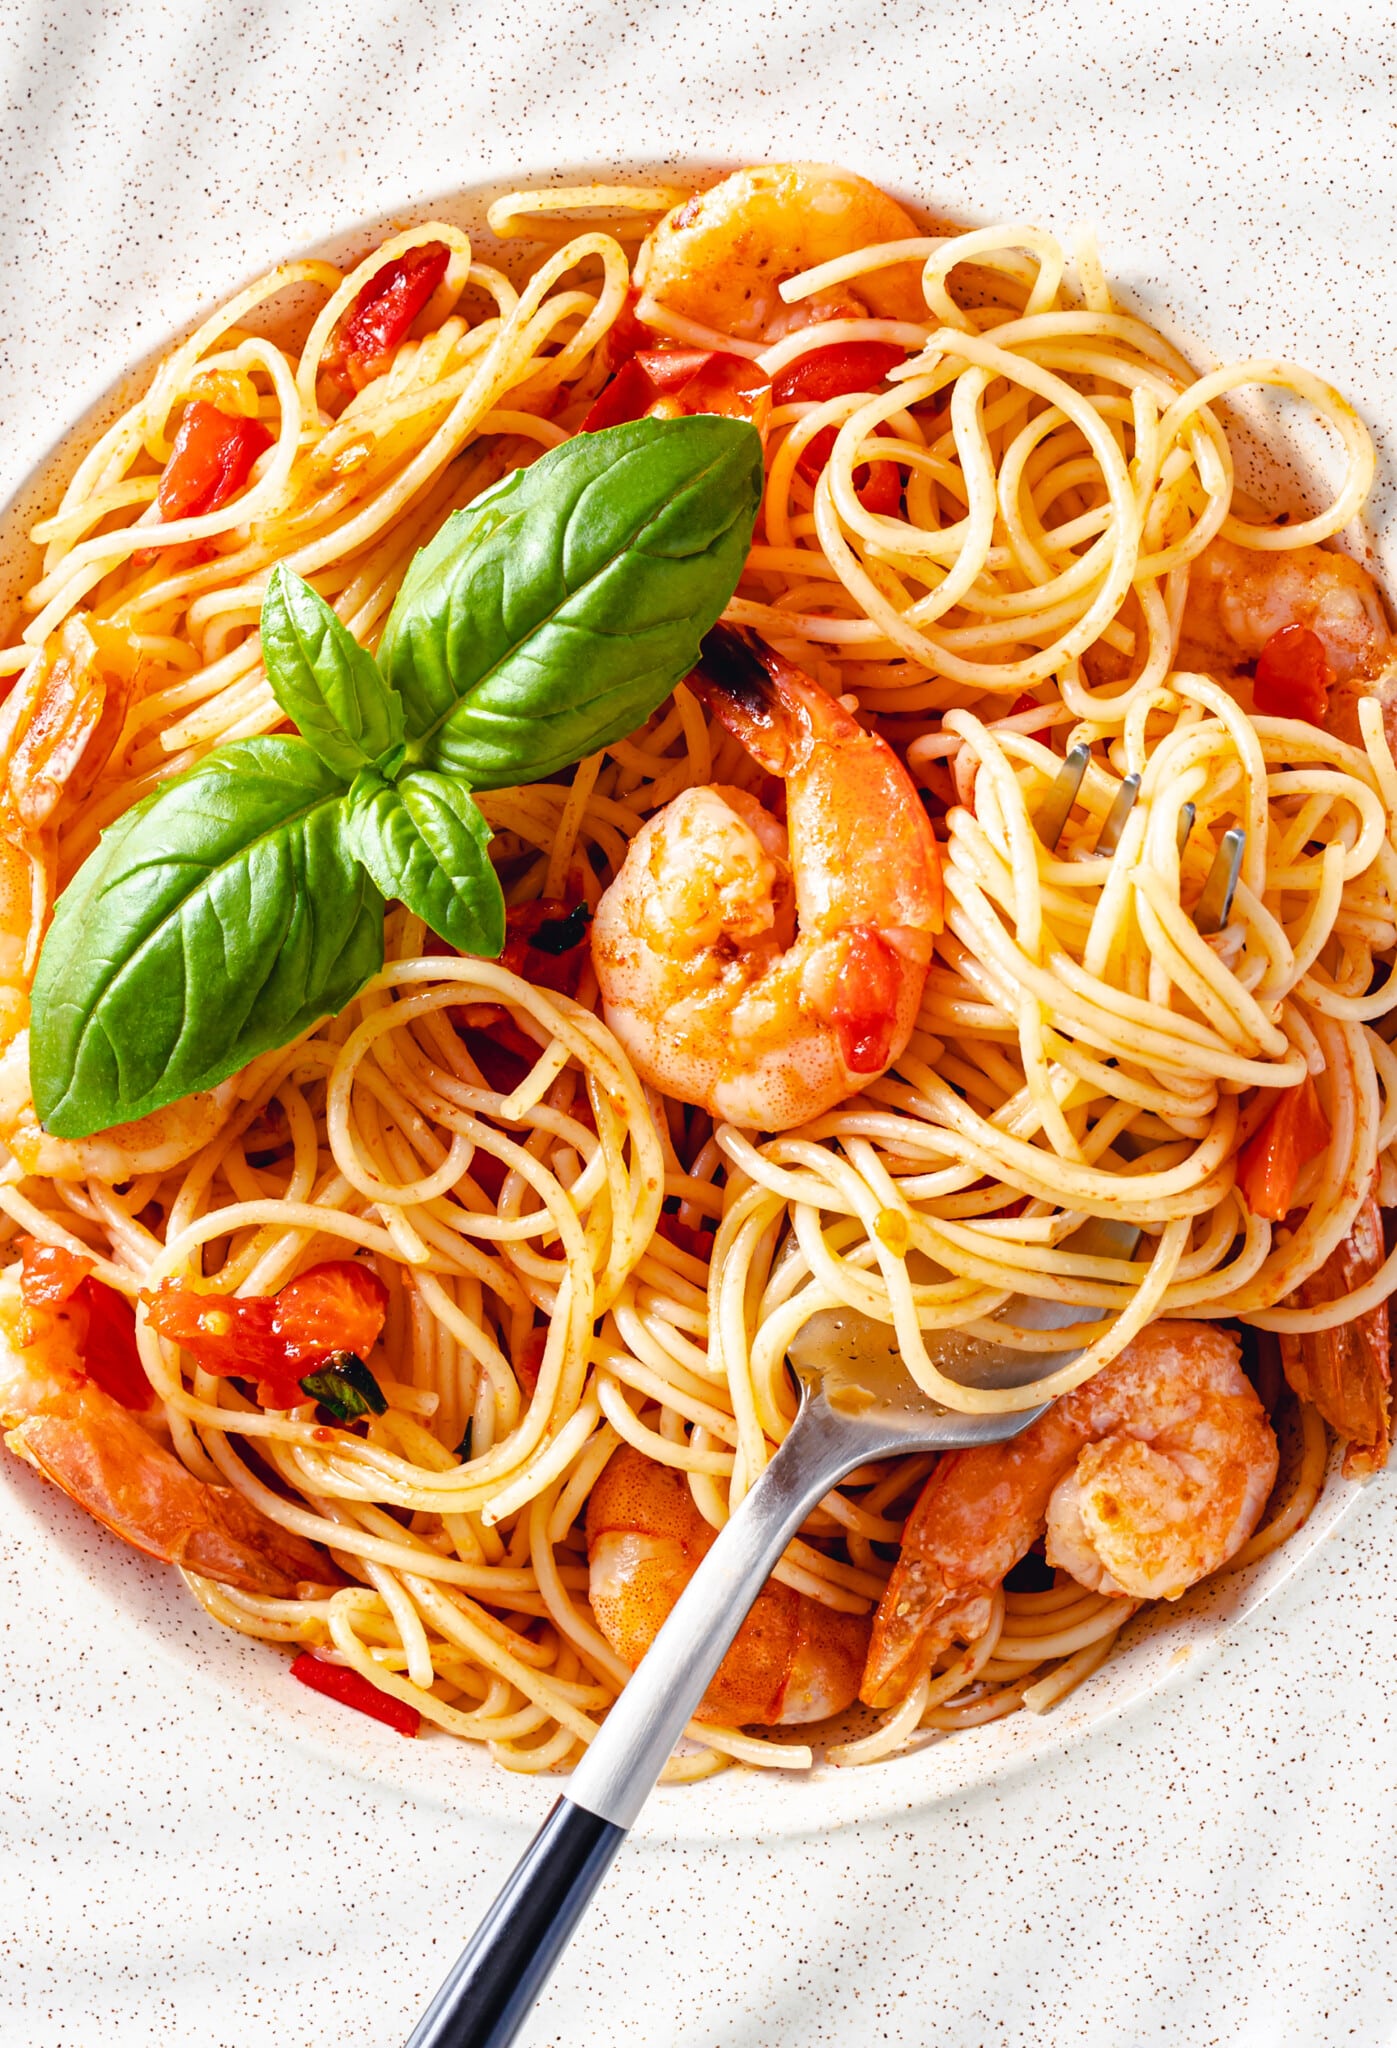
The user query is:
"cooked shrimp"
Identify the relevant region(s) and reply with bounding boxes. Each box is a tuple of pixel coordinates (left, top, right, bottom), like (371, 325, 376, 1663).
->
(861, 1322, 1278, 1708)
(0, 616, 234, 1181)
(0, 1270, 331, 1596)
(1279, 1194, 1391, 1476)
(1178, 534, 1397, 746)
(634, 162, 927, 342)
(592, 627, 942, 1131)
(586, 1444, 867, 1725)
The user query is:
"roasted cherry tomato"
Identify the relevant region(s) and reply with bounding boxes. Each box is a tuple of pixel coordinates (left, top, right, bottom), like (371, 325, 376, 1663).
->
(324, 242, 451, 394)
(1253, 623, 1333, 725)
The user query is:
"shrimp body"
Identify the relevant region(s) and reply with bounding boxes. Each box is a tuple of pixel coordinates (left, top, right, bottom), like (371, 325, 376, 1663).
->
(635, 163, 927, 342)
(0, 617, 233, 1181)
(0, 1273, 329, 1596)
(586, 1445, 867, 1726)
(1179, 535, 1397, 746)
(862, 1323, 1278, 1708)
(592, 629, 942, 1131)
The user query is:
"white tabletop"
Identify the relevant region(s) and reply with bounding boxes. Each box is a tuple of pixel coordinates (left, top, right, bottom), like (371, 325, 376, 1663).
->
(3, 2, 1396, 2041)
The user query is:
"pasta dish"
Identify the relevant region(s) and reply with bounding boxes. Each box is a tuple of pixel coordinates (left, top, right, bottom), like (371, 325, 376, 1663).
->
(0, 163, 1392, 1779)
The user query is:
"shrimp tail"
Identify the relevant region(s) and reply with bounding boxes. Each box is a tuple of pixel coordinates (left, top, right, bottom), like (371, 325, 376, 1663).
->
(6, 1385, 334, 1597)
(1279, 1194, 1392, 1475)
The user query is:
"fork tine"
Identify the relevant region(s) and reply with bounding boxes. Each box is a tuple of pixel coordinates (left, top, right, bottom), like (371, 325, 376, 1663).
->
(1094, 773, 1140, 856)
(1193, 826, 1246, 934)
(1035, 741, 1091, 850)
(1176, 802, 1196, 858)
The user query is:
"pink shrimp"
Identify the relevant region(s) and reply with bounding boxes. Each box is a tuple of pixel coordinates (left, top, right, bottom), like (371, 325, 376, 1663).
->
(0, 1269, 332, 1597)
(861, 1322, 1278, 1708)
(1178, 535, 1397, 748)
(586, 1445, 867, 1726)
(591, 626, 943, 1130)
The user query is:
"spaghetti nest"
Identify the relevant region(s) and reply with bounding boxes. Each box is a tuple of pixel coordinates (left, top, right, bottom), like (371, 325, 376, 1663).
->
(0, 170, 1390, 1777)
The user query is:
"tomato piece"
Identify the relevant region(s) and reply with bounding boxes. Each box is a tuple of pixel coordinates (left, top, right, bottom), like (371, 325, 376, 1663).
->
(18, 1236, 94, 1307)
(771, 340, 906, 407)
(1006, 692, 1056, 735)
(825, 926, 902, 1075)
(152, 401, 272, 525)
(1253, 623, 1333, 725)
(289, 1652, 420, 1736)
(856, 459, 903, 516)
(663, 351, 772, 432)
(17, 1238, 153, 1409)
(582, 348, 769, 434)
(514, 1324, 548, 1397)
(1236, 1075, 1332, 1220)
(144, 1261, 388, 1409)
(134, 401, 273, 565)
(83, 1280, 155, 1411)
(580, 357, 658, 432)
(271, 1262, 390, 1368)
(144, 1283, 285, 1378)
(324, 242, 451, 394)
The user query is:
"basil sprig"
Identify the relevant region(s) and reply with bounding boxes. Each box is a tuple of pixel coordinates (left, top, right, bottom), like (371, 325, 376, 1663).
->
(30, 416, 762, 1138)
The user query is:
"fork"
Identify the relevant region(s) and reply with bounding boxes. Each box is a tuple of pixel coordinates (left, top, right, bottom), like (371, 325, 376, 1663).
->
(404, 1218, 1140, 2048)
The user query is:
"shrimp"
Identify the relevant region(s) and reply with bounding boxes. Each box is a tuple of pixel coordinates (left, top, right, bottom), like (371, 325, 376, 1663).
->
(634, 163, 928, 343)
(586, 1444, 867, 1726)
(1178, 534, 1397, 748)
(0, 1269, 331, 1596)
(591, 627, 943, 1131)
(0, 615, 234, 1181)
(861, 1322, 1278, 1708)
(1278, 1194, 1391, 1476)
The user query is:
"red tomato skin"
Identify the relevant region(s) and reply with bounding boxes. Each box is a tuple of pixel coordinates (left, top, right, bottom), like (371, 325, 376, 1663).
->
(327, 243, 451, 393)
(153, 401, 274, 523)
(1253, 623, 1333, 725)
(270, 1262, 390, 1367)
(18, 1237, 93, 1307)
(144, 1261, 388, 1409)
(16, 1238, 153, 1410)
(289, 1652, 421, 1736)
(771, 341, 906, 407)
(580, 357, 656, 431)
(83, 1280, 156, 1411)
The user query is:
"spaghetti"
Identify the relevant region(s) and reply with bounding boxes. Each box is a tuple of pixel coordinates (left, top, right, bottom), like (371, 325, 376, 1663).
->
(0, 165, 1391, 1777)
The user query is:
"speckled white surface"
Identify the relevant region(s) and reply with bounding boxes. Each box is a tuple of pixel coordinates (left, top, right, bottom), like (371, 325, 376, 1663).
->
(3, 2, 1397, 2042)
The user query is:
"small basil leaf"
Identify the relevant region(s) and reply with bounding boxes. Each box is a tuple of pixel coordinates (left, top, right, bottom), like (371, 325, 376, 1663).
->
(346, 765, 505, 956)
(378, 415, 763, 789)
(31, 737, 384, 1137)
(261, 563, 404, 777)
(455, 1420, 473, 1463)
(300, 1351, 387, 1420)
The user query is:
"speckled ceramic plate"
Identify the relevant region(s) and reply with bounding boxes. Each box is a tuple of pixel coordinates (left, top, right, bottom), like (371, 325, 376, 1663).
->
(0, 148, 1388, 1847)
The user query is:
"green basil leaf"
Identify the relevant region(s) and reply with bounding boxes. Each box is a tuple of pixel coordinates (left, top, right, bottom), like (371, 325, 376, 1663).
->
(346, 765, 505, 956)
(31, 737, 384, 1136)
(378, 416, 762, 789)
(300, 1352, 387, 1420)
(261, 563, 404, 778)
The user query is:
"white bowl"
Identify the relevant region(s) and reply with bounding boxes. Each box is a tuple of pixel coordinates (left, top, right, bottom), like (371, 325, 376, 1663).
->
(1, 148, 1387, 1845)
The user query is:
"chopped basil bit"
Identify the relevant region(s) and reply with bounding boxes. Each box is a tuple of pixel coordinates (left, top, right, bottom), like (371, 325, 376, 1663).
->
(455, 1421, 473, 1463)
(530, 903, 591, 955)
(300, 1350, 387, 1420)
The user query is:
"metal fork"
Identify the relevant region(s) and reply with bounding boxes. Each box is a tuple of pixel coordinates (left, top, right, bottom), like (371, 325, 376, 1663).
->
(405, 1218, 1140, 2048)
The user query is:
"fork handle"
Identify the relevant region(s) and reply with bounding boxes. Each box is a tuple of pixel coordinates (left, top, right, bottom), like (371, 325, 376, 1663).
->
(404, 1397, 860, 2048)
